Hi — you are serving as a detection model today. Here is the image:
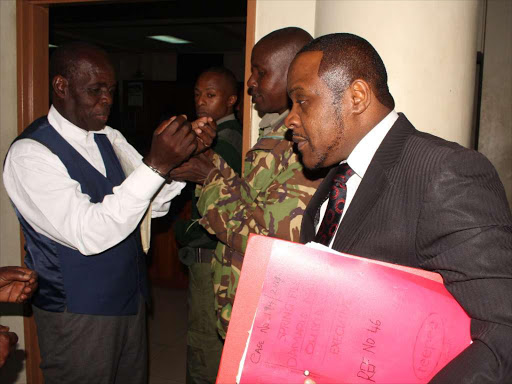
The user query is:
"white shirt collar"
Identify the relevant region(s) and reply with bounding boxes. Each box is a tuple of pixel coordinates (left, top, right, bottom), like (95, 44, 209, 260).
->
(48, 105, 110, 141)
(346, 110, 399, 178)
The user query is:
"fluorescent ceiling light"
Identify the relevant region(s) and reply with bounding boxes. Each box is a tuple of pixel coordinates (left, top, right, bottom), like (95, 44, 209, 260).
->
(49, 44, 58, 48)
(148, 35, 191, 44)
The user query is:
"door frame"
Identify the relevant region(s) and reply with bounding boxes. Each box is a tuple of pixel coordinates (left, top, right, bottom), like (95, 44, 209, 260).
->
(16, 0, 256, 382)
(17, 3, 104, 382)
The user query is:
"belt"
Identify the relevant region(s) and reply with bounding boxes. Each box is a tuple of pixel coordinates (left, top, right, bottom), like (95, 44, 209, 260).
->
(196, 248, 215, 263)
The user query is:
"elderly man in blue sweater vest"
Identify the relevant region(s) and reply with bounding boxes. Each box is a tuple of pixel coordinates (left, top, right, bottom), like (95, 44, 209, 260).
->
(3, 42, 213, 384)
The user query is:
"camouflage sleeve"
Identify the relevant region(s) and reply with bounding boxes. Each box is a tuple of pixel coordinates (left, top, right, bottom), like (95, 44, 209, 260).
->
(197, 142, 317, 254)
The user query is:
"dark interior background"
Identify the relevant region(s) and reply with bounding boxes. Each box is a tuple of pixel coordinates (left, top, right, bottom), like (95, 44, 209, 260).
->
(48, 0, 247, 288)
(49, 0, 247, 155)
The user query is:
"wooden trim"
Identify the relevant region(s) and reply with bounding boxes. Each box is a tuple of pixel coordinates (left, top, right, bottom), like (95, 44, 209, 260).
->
(17, 0, 49, 134)
(17, 2, 48, 381)
(242, 0, 256, 172)
(28, 0, 108, 4)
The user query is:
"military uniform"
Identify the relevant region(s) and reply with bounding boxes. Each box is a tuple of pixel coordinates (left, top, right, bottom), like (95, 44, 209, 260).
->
(174, 114, 242, 384)
(196, 111, 323, 338)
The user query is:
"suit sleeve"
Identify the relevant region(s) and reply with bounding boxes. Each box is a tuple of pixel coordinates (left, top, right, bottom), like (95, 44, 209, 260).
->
(417, 149, 512, 383)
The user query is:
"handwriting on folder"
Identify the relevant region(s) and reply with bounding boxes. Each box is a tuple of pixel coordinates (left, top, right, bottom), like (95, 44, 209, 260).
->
(236, 237, 471, 384)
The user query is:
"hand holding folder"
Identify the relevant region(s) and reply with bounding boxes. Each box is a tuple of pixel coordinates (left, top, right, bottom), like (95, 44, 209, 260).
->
(217, 235, 472, 384)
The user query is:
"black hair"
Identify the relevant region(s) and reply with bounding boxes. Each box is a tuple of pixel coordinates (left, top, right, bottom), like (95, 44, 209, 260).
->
(197, 66, 238, 96)
(49, 41, 108, 83)
(299, 33, 395, 110)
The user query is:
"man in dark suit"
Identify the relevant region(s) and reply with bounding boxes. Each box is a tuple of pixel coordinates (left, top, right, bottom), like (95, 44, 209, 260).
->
(285, 33, 512, 383)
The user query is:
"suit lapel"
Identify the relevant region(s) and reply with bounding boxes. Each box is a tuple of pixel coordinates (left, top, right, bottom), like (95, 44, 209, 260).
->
(331, 113, 415, 251)
(331, 161, 388, 251)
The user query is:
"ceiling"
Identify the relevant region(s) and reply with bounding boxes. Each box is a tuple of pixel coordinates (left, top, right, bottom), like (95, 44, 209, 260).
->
(49, 0, 247, 54)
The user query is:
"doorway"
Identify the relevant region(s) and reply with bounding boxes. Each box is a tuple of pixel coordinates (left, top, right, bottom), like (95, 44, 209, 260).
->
(16, 0, 255, 382)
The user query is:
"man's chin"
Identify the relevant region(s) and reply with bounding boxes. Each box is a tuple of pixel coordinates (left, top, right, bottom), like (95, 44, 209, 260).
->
(302, 153, 331, 171)
(252, 100, 267, 115)
(88, 121, 108, 132)
(297, 151, 317, 170)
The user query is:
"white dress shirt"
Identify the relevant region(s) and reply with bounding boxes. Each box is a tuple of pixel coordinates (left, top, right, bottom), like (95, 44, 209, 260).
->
(3, 105, 185, 255)
(317, 110, 399, 247)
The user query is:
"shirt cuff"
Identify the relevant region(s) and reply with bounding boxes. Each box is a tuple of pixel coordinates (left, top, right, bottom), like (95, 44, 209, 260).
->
(122, 163, 166, 200)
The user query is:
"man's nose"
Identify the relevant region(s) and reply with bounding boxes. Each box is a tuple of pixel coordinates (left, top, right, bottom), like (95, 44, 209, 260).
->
(285, 107, 299, 130)
(100, 90, 113, 106)
(247, 74, 256, 90)
(196, 94, 206, 106)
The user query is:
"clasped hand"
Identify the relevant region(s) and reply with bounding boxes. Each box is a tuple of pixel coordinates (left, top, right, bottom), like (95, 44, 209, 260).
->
(143, 115, 217, 177)
(169, 150, 216, 185)
(0, 325, 18, 368)
(0, 266, 38, 368)
(0, 266, 38, 303)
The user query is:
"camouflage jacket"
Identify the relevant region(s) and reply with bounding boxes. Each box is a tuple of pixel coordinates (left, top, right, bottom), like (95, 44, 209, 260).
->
(196, 112, 323, 338)
(174, 115, 243, 266)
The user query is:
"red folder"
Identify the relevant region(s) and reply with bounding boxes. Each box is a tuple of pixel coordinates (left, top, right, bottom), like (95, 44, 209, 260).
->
(217, 235, 472, 384)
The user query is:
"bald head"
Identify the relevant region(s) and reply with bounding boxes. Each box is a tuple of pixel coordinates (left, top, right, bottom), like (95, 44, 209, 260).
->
(248, 27, 312, 115)
(255, 27, 313, 65)
(50, 42, 113, 87)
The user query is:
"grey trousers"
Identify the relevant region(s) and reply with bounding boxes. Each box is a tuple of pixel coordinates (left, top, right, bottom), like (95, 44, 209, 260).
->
(33, 298, 147, 384)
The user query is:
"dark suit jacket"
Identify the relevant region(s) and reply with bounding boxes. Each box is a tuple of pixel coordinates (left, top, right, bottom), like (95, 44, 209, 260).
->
(301, 114, 512, 383)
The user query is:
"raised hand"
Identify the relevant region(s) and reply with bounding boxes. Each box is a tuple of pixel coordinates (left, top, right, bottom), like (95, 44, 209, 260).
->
(143, 115, 198, 177)
(0, 266, 38, 303)
(191, 117, 217, 155)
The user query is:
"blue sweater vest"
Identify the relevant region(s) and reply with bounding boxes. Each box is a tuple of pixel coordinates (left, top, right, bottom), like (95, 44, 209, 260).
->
(9, 116, 149, 315)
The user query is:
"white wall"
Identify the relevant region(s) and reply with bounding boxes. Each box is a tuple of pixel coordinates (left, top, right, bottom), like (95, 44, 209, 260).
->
(314, 0, 480, 147)
(251, 0, 510, 203)
(479, 0, 512, 207)
(250, 0, 480, 149)
(249, 0, 317, 145)
(0, 1, 27, 382)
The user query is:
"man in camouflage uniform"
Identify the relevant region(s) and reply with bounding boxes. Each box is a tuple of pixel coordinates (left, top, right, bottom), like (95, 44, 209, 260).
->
(174, 67, 242, 384)
(171, 27, 323, 347)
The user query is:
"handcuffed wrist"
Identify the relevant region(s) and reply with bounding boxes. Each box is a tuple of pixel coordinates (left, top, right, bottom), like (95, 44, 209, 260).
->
(142, 158, 170, 181)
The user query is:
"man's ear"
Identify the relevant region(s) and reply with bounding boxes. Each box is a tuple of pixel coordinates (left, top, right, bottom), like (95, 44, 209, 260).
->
(350, 79, 372, 115)
(227, 95, 237, 108)
(52, 75, 68, 100)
